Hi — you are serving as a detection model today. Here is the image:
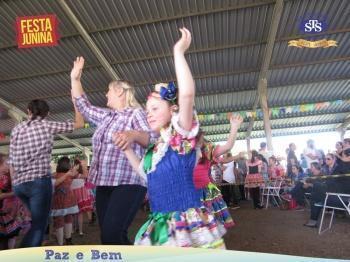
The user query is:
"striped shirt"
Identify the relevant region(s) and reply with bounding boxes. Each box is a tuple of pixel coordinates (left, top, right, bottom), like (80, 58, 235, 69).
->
(9, 118, 74, 186)
(75, 94, 151, 187)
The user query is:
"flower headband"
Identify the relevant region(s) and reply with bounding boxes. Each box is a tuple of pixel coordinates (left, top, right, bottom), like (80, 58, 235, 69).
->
(148, 82, 177, 104)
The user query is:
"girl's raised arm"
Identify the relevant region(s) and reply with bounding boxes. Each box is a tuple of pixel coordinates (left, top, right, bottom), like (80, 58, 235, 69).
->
(174, 28, 195, 131)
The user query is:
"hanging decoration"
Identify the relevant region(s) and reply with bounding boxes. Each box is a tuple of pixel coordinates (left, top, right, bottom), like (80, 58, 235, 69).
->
(288, 39, 337, 48)
(288, 16, 338, 49)
(16, 14, 59, 48)
(197, 99, 349, 122)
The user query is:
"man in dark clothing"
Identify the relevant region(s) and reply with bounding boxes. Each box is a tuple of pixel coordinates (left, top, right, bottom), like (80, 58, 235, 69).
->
(304, 176, 350, 227)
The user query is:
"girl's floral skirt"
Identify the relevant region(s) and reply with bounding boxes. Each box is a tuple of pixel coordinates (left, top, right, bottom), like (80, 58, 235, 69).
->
(135, 207, 226, 248)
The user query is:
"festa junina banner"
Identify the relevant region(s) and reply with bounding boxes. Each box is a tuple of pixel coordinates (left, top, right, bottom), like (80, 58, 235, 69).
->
(16, 14, 59, 48)
(0, 245, 347, 262)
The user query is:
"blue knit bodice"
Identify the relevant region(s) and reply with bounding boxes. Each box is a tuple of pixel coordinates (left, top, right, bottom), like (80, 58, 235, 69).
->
(147, 147, 202, 213)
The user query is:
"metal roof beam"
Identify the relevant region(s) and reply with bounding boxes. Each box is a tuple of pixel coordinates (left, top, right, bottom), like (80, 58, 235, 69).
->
(8, 59, 350, 104)
(51, 144, 91, 150)
(3, 38, 350, 83)
(247, 0, 283, 151)
(5, 77, 350, 118)
(0, 97, 26, 122)
(2, 107, 348, 137)
(337, 114, 350, 134)
(1, 114, 343, 147)
(57, 0, 120, 82)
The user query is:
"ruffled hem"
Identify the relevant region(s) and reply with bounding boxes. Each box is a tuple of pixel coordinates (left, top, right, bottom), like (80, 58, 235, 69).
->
(171, 112, 199, 139)
(73, 187, 94, 212)
(77, 199, 93, 213)
(134, 207, 226, 248)
(51, 205, 79, 217)
(201, 184, 235, 229)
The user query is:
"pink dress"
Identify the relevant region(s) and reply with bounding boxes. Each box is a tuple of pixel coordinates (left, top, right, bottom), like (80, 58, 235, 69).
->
(193, 151, 234, 229)
(0, 173, 30, 237)
(71, 175, 93, 213)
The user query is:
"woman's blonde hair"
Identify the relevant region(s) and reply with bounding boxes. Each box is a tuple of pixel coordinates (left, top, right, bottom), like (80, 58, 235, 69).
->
(109, 80, 140, 108)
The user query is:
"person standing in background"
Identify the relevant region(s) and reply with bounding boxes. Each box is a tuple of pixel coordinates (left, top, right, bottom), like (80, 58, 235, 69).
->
(287, 143, 299, 177)
(303, 139, 319, 175)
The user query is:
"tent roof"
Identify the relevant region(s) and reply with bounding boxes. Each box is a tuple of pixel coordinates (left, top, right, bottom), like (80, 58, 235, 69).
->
(0, 0, 349, 155)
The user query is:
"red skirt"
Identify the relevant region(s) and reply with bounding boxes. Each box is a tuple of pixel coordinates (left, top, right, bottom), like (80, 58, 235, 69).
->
(72, 187, 93, 213)
(244, 173, 265, 188)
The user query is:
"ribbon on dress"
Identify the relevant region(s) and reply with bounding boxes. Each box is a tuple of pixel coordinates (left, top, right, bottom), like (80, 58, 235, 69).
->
(135, 212, 171, 245)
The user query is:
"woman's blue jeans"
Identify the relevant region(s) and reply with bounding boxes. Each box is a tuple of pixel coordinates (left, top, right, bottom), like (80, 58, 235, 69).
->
(14, 176, 52, 247)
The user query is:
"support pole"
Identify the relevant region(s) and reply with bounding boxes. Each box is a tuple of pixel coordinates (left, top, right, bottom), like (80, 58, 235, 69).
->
(259, 78, 273, 151)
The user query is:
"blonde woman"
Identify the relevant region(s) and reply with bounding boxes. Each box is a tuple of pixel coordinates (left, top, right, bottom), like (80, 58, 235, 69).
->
(71, 57, 154, 245)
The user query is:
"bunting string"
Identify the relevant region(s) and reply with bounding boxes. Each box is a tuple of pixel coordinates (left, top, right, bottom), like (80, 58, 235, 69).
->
(197, 99, 348, 122)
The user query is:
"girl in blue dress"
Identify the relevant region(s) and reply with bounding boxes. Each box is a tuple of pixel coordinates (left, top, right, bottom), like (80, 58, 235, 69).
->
(115, 28, 226, 248)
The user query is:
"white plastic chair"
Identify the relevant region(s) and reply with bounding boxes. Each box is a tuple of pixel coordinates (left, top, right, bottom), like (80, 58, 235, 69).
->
(318, 192, 350, 234)
(261, 179, 284, 208)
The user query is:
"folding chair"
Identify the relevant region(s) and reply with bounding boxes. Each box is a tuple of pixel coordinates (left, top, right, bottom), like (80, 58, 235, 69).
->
(318, 192, 350, 234)
(261, 179, 284, 208)
(304, 192, 312, 210)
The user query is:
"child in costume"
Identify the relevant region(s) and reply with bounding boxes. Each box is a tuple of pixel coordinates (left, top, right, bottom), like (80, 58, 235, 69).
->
(115, 28, 225, 248)
(51, 157, 79, 245)
(71, 159, 93, 235)
(193, 114, 242, 229)
(0, 154, 30, 250)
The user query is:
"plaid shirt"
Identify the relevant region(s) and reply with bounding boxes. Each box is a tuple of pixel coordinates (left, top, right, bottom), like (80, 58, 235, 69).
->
(75, 94, 152, 187)
(9, 118, 74, 186)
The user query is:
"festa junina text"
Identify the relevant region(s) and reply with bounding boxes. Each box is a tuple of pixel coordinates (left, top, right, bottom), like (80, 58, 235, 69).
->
(16, 15, 58, 48)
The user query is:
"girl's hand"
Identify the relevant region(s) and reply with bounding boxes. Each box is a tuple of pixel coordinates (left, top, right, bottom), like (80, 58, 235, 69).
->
(68, 165, 79, 177)
(71, 56, 85, 81)
(113, 131, 134, 151)
(230, 114, 243, 129)
(174, 27, 192, 54)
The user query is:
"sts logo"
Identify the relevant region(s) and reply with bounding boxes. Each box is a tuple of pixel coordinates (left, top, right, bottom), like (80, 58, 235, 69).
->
(299, 15, 328, 34)
(304, 19, 322, 33)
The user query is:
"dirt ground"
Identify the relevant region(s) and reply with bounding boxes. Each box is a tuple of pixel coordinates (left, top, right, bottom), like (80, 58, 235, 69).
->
(19, 201, 350, 260)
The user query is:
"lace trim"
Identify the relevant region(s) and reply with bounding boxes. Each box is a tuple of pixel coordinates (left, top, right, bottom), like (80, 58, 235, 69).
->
(139, 140, 169, 180)
(171, 111, 199, 139)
